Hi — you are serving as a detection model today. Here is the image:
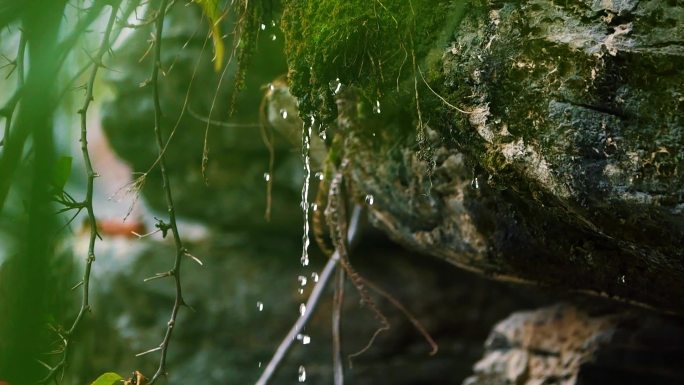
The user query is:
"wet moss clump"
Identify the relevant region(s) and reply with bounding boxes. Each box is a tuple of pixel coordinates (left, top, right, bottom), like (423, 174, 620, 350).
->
(281, 0, 464, 127)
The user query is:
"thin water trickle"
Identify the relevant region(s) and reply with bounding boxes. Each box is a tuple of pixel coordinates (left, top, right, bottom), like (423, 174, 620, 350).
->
(256, 301, 264, 312)
(300, 116, 314, 267)
(298, 365, 307, 382)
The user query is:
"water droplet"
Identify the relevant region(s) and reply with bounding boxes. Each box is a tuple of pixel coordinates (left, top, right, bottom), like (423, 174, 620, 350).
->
(314, 171, 324, 181)
(471, 177, 480, 190)
(256, 301, 264, 311)
(299, 303, 307, 316)
(271, 20, 276, 27)
(373, 100, 381, 114)
(311, 203, 318, 212)
(297, 334, 311, 345)
(619, 275, 626, 284)
(270, 34, 277, 41)
(311, 272, 319, 282)
(258, 361, 262, 368)
(263, 172, 271, 182)
(298, 288, 304, 294)
(298, 275, 308, 286)
(268, 83, 275, 92)
(280, 109, 288, 119)
(260, 23, 266, 30)
(365, 194, 374, 206)
(298, 365, 307, 382)
(319, 131, 327, 141)
(329, 78, 343, 95)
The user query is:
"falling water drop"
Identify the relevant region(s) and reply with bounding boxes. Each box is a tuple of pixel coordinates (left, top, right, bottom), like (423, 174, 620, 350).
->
(471, 177, 480, 190)
(258, 362, 262, 368)
(311, 272, 319, 282)
(298, 366, 307, 382)
(311, 203, 318, 212)
(270, 34, 277, 41)
(297, 334, 311, 345)
(314, 171, 324, 181)
(373, 100, 381, 114)
(280, 108, 288, 119)
(365, 194, 375, 206)
(298, 275, 308, 286)
(271, 20, 276, 27)
(256, 301, 264, 312)
(329, 78, 342, 95)
(299, 303, 307, 316)
(263, 172, 271, 182)
(260, 23, 266, 30)
(268, 83, 275, 92)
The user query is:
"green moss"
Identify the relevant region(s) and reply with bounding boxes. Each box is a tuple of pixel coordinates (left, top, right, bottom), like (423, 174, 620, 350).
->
(281, 0, 463, 124)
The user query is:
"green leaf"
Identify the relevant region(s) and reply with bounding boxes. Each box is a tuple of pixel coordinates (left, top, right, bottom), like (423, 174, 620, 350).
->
(90, 372, 123, 385)
(51, 156, 72, 190)
(194, 0, 225, 72)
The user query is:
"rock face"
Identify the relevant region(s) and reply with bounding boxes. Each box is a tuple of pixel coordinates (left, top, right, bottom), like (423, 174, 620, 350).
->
(282, 0, 684, 313)
(465, 303, 684, 385)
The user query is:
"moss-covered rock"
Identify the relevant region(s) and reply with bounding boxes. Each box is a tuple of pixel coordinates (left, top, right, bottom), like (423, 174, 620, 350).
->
(281, 0, 468, 125)
(282, 0, 684, 313)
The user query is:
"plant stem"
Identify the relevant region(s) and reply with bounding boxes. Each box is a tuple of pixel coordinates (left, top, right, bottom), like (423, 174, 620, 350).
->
(38, 2, 122, 382)
(147, 0, 187, 382)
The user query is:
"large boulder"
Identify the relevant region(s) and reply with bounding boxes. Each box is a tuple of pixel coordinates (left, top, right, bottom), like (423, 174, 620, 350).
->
(281, 0, 684, 313)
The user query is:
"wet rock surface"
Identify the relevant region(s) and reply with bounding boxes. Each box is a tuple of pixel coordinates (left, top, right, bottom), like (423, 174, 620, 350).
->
(283, 0, 684, 313)
(465, 303, 684, 385)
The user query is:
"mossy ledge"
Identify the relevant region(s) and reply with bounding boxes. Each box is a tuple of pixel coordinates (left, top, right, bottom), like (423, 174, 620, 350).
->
(282, 0, 684, 314)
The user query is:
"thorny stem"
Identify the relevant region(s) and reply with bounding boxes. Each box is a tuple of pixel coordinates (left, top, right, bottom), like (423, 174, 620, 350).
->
(255, 205, 364, 385)
(38, 2, 122, 383)
(147, 0, 187, 383)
